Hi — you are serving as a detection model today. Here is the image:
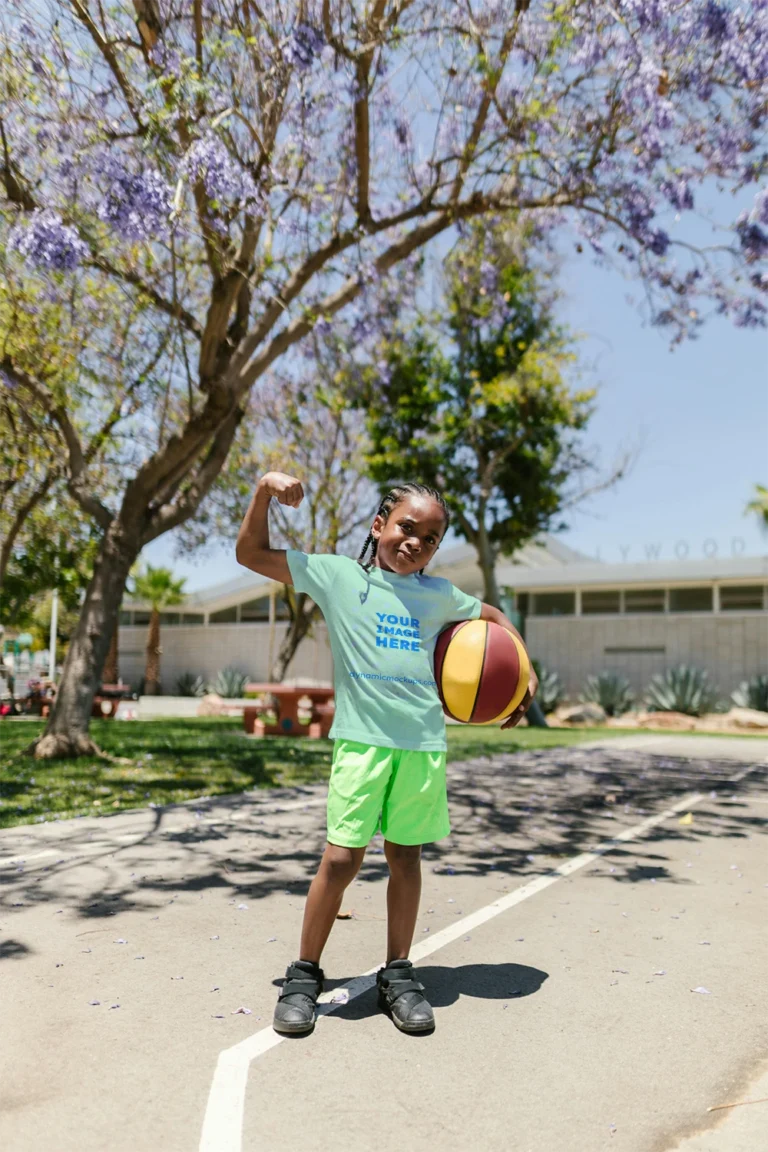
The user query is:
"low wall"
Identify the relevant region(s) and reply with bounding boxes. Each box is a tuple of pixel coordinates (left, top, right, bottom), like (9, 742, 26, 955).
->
(117, 621, 333, 694)
(527, 612, 768, 697)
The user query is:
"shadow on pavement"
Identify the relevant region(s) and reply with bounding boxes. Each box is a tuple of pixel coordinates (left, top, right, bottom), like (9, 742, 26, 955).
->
(1, 746, 766, 932)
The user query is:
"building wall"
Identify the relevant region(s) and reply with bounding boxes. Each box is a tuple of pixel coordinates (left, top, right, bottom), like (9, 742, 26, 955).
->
(118, 622, 333, 690)
(526, 612, 768, 697)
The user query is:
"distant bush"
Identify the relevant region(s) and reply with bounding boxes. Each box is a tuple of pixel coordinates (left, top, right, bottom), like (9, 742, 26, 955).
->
(177, 672, 206, 697)
(209, 666, 250, 698)
(731, 674, 768, 712)
(581, 671, 634, 717)
(646, 665, 716, 717)
(531, 661, 563, 714)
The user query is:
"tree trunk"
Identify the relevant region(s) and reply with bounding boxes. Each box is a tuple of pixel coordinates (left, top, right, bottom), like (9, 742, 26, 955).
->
(103, 621, 119, 684)
(144, 608, 161, 695)
(270, 593, 319, 682)
(28, 523, 139, 758)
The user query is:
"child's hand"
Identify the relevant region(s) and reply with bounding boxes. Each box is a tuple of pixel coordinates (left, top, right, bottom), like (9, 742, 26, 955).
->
(258, 471, 304, 508)
(500, 666, 539, 729)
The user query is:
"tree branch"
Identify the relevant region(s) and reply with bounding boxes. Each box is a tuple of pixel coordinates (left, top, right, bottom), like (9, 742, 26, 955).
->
(141, 403, 244, 543)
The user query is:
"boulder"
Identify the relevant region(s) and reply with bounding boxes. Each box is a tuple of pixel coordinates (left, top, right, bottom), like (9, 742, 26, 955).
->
(637, 711, 697, 731)
(554, 702, 607, 724)
(196, 693, 226, 717)
(726, 707, 768, 730)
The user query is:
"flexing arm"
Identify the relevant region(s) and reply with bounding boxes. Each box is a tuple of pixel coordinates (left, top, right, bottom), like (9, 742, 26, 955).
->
(235, 472, 304, 583)
(479, 602, 539, 729)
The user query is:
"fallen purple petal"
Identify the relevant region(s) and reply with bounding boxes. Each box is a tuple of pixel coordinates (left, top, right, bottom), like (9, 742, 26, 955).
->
(232, 1006, 252, 1014)
(691, 986, 712, 994)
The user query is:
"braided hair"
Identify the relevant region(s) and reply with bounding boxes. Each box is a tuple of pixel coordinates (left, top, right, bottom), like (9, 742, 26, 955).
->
(357, 482, 450, 575)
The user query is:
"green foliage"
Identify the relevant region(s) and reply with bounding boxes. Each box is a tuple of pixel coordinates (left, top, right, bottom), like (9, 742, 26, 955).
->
(745, 484, 768, 530)
(209, 666, 249, 698)
(176, 672, 206, 697)
(645, 666, 717, 717)
(531, 660, 563, 713)
(731, 675, 768, 712)
(360, 220, 595, 572)
(581, 671, 634, 716)
(130, 564, 186, 609)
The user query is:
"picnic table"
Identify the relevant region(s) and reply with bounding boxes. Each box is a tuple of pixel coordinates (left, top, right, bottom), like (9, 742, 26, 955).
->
(243, 683, 335, 739)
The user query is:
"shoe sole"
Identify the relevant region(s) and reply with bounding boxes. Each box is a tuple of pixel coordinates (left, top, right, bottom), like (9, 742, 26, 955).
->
(272, 1017, 316, 1035)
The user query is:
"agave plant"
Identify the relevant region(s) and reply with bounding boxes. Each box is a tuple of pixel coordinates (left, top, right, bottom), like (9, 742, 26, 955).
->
(645, 665, 716, 717)
(731, 674, 768, 712)
(208, 666, 250, 698)
(531, 661, 563, 714)
(581, 671, 634, 717)
(176, 672, 207, 698)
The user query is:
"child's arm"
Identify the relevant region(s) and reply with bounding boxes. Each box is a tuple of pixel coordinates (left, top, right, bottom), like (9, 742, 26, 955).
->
(235, 472, 304, 583)
(479, 602, 539, 729)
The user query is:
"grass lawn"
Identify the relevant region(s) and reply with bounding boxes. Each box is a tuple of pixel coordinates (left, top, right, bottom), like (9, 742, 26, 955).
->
(0, 718, 617, 830)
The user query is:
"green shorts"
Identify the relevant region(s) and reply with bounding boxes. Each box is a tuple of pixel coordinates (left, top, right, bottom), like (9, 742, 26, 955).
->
(326, 739, 451, 848)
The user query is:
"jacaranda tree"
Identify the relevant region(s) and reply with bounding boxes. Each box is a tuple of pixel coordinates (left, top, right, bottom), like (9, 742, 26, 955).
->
(0, 0, 766, 755)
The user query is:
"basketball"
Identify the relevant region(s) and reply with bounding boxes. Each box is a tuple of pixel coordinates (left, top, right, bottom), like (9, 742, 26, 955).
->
(434, 619, 531, 725)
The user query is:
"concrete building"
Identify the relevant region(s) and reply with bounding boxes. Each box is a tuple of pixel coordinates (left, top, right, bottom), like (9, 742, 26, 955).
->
(118, 538, 768, 700)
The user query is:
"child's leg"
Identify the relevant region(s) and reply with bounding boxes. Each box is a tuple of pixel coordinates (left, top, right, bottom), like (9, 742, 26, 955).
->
(298, 841, 366, 963)
(383, 840, 422, 963)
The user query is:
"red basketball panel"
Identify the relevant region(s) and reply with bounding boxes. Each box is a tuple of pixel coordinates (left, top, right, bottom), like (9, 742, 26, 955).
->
(470, 622, 521, 723)
(434, 620, 471, 720)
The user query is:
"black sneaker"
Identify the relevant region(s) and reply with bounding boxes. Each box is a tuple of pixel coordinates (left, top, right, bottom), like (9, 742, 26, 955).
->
(273, 959, 324, 1035)
(376, 959, 435, 1033)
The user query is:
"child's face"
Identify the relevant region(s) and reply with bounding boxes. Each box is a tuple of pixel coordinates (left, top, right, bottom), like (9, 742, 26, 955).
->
(371, 495, 447, 575)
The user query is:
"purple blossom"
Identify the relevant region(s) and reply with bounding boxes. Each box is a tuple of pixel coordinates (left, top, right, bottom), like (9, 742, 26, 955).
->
(701, 2, 730, 44)
(661, 178, 694, 212)
(9, 210, 88, 272)
(737, 218, 768, 264)
(284, 23, 324, 72)
(183, 135, 260, 207)
(98, 164, 172, 240)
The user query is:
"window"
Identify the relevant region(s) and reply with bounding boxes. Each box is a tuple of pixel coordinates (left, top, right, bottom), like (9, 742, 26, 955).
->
(119, 611, 133, 626)
(180, 613, 204, 625)
(160, 612, 180, 625)
(209, 606, 238, 624)
(515, 593, 529, 614)
(582, 590, 620, 615)
(132, 611, 151, 626)
(531, 592, 575, 616)
(720, 585, 766, 611)
(240, 598, 269, 621)
(668, 586, 712, 613)
(624, 588, 665, 614)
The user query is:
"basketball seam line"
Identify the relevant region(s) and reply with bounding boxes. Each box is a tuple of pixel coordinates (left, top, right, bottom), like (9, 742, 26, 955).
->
(469, 619, 488, 723)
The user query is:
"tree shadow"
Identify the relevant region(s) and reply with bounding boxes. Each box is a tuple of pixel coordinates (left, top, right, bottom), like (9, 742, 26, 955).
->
(0, 937, 32, 959)
(1, 746, 765, 925)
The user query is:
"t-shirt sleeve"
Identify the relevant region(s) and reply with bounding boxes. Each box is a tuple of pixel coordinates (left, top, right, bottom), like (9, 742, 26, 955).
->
(285, 550, 337, 608)
(441, 579, 482, 625)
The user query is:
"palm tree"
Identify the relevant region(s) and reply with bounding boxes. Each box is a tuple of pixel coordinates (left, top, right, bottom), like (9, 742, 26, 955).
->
(130, 564, 186, 695)
(746, 484, 768, 531)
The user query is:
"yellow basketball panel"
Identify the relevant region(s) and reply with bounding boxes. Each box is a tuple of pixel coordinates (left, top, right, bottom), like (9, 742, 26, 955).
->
(440, 619, 488, 722)
(476, 631, 532, 726)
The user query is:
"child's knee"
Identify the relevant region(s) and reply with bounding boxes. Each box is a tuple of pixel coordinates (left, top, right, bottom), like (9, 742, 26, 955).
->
(384, 841, 422, 872)
(323, 843, 363, 883)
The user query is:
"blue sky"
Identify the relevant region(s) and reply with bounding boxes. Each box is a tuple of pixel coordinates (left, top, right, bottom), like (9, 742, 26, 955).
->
(146, 225, 768, 591)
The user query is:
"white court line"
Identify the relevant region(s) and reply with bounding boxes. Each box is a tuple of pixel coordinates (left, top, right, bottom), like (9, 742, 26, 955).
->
(200, 771, 768, 1152)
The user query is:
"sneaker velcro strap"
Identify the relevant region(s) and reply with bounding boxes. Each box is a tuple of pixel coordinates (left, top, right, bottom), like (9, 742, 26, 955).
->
(379, 978, 425, 1001)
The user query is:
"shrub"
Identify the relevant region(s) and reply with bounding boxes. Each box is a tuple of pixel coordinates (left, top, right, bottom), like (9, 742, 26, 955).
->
(645, 665, 716, 717)
(731, 674, 768, 712)
(581, 671, 634, 717)
(209, 666, 250, 698)
(177, 672, 206, 697)
(531, 660, 563, 714)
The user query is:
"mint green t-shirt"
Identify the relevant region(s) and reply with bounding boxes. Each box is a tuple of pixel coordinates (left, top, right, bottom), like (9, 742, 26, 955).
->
(286, 551, 482, 752)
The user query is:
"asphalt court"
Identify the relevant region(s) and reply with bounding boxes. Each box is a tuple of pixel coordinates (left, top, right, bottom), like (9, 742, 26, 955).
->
(1, 735, 766, 1152)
